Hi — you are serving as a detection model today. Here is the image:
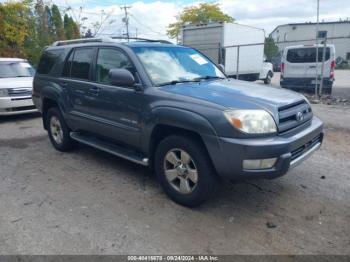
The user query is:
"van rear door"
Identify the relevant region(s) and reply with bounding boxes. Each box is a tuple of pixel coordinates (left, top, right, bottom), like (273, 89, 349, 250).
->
(284, 47, 309, 78)
(284, 47, 332, 79)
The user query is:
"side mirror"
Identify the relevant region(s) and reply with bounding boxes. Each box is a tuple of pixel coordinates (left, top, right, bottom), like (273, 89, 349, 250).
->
(218, 64, 225, 72)
(109, 68, 135, 87)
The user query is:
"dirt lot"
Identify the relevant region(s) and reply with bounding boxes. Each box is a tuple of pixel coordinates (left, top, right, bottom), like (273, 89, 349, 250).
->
(0, 104, 350, 255)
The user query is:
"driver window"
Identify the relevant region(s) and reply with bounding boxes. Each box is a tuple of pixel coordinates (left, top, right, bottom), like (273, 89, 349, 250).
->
(96, 48, 134, 84)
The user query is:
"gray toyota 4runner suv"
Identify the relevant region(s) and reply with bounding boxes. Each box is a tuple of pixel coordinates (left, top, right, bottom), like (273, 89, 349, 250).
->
(33, 38, 324, 207)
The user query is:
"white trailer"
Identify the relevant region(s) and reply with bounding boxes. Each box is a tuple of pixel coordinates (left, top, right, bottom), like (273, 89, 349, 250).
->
(181, 22, 266, 81)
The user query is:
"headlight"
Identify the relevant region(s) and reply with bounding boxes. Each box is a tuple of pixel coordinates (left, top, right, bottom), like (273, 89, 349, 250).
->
(223, 109, 277, 134)
(0, 89, 9, 97)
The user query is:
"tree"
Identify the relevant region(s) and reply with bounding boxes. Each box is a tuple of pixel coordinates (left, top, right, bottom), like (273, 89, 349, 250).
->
(264, 36, 279, 60)
(167, 3, 234, 39)
(0, 1, 29, 57)
(0, 0, 83, 65)
(64, 14, 80, 40)
(84, 29, 93, 38)
(51, 5, 65, 40)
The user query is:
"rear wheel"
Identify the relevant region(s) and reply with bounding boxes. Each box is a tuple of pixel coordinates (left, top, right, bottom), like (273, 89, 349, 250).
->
(46, 107, 75, 151)
(155, 135, 217, 207)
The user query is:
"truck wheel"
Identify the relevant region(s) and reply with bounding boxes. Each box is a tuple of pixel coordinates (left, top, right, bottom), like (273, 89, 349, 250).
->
(155, 135, 217, 207)
(264, 71, 273, 84)
(46, 107, 75, 151)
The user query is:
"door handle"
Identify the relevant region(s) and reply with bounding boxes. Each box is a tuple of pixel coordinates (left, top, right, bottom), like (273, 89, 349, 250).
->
(60, 81, 68, 89)
(89, 86, 100, 95)
(309, 66, 316, 68)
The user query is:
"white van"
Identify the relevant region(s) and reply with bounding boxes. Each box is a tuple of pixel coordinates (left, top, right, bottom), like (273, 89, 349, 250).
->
(0, 58, 37, 115)
(280, 44, 335, 94)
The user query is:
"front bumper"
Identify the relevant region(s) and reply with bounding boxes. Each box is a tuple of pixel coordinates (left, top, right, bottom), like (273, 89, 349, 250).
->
(0, 96, 38, 116)
(206, 116, 323, 180)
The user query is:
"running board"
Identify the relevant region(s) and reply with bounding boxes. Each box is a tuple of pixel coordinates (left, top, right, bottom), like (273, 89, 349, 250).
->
(70, 132, 149, 166)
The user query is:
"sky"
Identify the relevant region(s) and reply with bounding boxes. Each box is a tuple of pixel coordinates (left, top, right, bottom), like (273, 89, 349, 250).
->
(3, 0, 350, 40)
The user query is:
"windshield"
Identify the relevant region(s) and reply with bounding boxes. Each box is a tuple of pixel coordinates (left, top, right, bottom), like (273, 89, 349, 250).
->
(131, 46, 225, 86)
(0, 61, 35, 78)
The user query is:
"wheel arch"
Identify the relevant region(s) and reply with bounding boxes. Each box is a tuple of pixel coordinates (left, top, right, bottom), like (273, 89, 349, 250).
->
(42, 96, 59, 130)
(144, 107, 221, 173)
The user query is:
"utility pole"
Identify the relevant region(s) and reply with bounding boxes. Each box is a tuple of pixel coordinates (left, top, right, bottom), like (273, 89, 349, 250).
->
(120, 5, 131, 41)
(319, 38, 327, 95)
(315, 0, 320, 98)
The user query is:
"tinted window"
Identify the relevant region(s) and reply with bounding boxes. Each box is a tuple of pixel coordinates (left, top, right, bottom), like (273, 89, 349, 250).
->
(287, 47, 330, 63)
(62, 51, 74, 77)
(70, 48, 94, 80)
(0, 61, 35, 78)
(37, 50, 62, 74)
(96, 48, 133, 84)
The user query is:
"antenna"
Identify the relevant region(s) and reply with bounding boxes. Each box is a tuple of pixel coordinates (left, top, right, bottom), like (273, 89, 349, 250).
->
(120, 5, 131, 42)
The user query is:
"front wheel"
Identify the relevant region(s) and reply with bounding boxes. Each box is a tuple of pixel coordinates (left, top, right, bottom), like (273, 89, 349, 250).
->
(155, 135, 217, 207)
(264, 71, 273, 84)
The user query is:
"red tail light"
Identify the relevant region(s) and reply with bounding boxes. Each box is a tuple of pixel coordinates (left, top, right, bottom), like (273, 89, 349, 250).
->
(330, 60, 335, 79)
(281, 63, 285, 79)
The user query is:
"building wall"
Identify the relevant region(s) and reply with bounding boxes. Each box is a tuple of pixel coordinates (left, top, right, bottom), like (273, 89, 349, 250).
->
(270, 22, 350, 59)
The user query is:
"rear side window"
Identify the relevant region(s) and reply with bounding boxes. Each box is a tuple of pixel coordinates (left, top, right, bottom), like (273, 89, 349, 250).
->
(63, 48, 94, 80)
(37, 50, 63, 74)
(286, 47, 330, 63)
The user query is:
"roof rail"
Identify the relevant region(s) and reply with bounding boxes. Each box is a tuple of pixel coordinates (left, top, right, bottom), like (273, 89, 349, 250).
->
(51, 37, 114, 46)
(110, 36, 173, 44)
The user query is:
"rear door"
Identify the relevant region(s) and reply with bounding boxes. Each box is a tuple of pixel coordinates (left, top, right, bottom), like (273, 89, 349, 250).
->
(284, 47, 310, 78)
(60, 47, 98, 131)
(284, 47, 331, 79)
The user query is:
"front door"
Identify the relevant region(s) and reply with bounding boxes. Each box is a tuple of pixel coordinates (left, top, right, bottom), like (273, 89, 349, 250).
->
(89, 47, 144, 149)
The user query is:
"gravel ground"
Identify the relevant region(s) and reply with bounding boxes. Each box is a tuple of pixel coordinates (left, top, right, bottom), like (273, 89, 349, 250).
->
(0, 103, 350, 255)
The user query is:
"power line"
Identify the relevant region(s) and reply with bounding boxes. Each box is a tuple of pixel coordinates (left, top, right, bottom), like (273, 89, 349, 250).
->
(128, 12, 168, 37)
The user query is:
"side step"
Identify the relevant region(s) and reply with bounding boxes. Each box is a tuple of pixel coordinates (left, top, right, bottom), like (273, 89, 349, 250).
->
(70, 132, 149, 166)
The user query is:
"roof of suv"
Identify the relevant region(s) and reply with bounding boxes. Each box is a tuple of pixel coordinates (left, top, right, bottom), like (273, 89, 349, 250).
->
(48, 37, 179, 50)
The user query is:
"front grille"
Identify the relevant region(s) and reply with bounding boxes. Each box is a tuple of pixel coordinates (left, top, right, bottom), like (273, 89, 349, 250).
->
(278, 100, 313, 134)
(291, 134, 322, 161)
(5, 105, 36, 112)
(8, 88, 32, 97)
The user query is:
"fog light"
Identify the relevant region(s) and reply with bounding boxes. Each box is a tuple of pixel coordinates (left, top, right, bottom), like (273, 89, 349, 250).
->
(243, 158, 277, 170)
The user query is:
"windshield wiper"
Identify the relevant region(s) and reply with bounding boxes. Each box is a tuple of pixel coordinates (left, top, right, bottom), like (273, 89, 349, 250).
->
(157, 79, 200, 87)
(193, 76, 226, 81)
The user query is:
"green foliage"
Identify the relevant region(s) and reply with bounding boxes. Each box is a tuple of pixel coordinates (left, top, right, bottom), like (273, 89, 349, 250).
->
(64, 14, 80, 40)
(0, 1, 29, 57)
(0, 0, 80, 65)
(51, 5, 65, 40)
(264, 36, 279, 60)
(167, 3, 234, 39)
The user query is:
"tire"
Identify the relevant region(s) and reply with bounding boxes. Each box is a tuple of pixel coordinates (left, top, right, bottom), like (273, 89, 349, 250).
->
(154, 135, 217, 207)
(46, 107, 75, 151)
(264, 71, 273, 84)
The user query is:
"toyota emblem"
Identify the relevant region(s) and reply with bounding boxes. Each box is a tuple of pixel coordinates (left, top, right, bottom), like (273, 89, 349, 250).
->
(296, 112, 304, 122)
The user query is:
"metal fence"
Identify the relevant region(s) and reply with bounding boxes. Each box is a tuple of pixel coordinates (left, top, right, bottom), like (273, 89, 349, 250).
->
(183, 36, 350, 96)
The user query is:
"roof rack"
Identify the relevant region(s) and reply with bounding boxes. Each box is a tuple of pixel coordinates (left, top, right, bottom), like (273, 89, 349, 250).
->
(110, 36, 173, 44)
(51, 36, 173, 47)
(51, 37, 114, 46)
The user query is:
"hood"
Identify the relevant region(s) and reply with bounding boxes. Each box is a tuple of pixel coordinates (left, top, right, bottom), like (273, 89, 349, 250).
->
(159, 79, 306, 114)
(0, 77, 33, 89)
